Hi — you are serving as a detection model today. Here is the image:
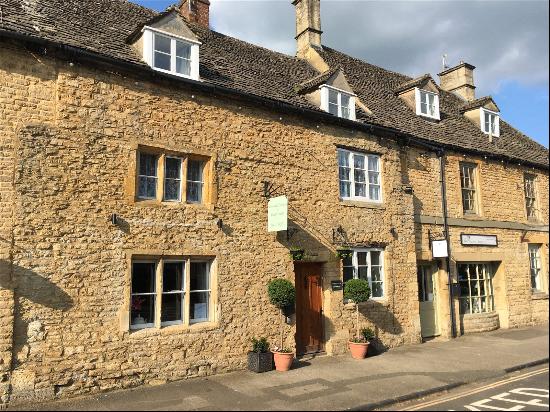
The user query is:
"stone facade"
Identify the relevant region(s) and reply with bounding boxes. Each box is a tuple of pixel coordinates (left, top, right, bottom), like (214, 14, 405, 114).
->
(0, 6, 548, 408)
(0, 41, 422, 406)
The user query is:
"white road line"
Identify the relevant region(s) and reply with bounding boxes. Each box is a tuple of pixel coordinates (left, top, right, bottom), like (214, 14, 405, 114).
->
(403, 367, 549, 411)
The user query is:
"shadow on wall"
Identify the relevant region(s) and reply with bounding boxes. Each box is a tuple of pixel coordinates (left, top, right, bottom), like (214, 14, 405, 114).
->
(0, 260, 73, 312)
(358, 299, 404, 355)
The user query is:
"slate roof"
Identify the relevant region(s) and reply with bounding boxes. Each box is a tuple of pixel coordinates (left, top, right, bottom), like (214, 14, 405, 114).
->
(394, 74, 434, 94)
(461, 96, 500, 113)
(0, 0, 548, 167)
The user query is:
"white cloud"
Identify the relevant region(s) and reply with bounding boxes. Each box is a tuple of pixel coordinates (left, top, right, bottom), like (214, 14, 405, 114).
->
(209, 0, 549, 96)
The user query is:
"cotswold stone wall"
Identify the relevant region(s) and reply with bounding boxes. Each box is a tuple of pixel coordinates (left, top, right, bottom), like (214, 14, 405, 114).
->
(408, 147, 549, 334)
(0, 42, 420, 406)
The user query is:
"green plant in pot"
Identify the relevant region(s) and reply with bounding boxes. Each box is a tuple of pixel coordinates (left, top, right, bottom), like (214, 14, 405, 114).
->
(247, 337, 273, 373)
(336, 248, 353, 260)
(289, 247, 305, 261)
(267, 278, 296, 371)
(344, 278, 371, 359)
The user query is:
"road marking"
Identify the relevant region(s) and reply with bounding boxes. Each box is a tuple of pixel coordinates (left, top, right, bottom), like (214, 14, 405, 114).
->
(403, 367, 549, 411)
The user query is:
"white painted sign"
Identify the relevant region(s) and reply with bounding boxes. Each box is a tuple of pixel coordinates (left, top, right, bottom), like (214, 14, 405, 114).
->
(432, 239, 448, 258)
(268, 196, 288, 232)
(461, 234, 498, 247)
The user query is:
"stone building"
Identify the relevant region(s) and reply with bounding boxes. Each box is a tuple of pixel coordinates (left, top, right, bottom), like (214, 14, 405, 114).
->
(0, 0, 548, 407)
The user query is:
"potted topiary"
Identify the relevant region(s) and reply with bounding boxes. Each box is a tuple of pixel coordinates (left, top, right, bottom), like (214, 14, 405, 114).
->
(344, 278, 371, 359)
(289, 247, 305, 261)
(247, 337, 273, 373)
(267, 278, 296, 371)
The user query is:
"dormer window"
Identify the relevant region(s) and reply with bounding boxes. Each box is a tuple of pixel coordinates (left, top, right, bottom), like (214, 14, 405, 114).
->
(415, 88, 440, 120)
(142, 27, 200, 81)
(321, 86, 356, 120)
(481, 108, 500, 137)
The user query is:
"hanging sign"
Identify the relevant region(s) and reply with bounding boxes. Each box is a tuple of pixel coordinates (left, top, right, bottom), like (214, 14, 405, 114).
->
(461, 234, 498, 247)
(431, 239, 448, 258)
(268, 195, 288, 232)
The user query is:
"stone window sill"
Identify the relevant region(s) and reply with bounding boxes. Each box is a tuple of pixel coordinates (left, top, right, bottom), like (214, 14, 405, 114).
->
(531, 292, 549, 301)
(128, 321, 220, 338)
(133, 199, 214, 211)
(340, 200, 385, 210)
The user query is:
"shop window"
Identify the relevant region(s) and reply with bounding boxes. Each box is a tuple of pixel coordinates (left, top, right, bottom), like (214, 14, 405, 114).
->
(342, 249, 384, 299)
(136, 148, 210, 205)
(130, 257, 213, 330)
(458, 263, 495, 314)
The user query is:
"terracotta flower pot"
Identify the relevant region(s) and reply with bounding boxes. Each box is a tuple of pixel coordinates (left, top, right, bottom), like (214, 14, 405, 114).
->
(349, 341, 369, 360)
(272, 351, 294, 371)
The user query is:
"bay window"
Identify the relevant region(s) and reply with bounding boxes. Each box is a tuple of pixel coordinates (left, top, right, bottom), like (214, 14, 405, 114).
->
(458, 263, 495, 314)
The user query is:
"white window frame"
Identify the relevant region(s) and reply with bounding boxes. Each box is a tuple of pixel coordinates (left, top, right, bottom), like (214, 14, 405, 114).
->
(524, 174, 538, 220)
(338, 149, 382, 203)
(459, 162, 479, 215)
(137, 152, 159, 200)
(142, 27, 200, 81)
(415, 88, 440, 120)
(186, 159, 205, 204)
(528, 244, 544, 293)
(342, 248, 385, 300)
(320, 85, 356, 120)
(457, 263, 495, 315)
(480, 108, 500, 137)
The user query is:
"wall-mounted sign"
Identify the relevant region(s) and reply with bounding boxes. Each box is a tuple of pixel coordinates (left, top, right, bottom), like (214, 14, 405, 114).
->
(432, 239, 448, 258)
(461, 234, 498, 247)
(268, 195, 288, 232)
(331, 280, 343, 291)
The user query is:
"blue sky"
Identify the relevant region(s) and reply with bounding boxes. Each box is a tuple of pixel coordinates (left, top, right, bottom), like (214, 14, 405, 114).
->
(134, 0, 549, 148)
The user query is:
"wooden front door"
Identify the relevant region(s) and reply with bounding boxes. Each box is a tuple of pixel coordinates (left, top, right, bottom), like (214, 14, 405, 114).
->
(295, 263, 324, 356)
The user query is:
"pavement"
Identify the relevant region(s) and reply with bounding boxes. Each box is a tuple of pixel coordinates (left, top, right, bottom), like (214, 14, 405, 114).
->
(11, 323, 549, 411)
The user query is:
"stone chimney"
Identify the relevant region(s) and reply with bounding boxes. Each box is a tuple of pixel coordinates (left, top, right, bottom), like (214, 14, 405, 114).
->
(179, 0, 210, 28)
(293, 0, 322, 57)
(438, 62, 476, 101)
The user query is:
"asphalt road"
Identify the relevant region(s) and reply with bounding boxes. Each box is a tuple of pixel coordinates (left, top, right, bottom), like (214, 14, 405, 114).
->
(394, 364, 549, 411)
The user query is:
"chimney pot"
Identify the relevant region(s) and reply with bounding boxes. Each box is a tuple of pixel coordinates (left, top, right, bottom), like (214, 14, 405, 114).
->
(438, 62, 476, 102)
(179, 0, 210, 28)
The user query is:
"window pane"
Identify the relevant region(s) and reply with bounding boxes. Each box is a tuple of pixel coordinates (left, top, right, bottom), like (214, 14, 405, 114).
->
(357, 266, 368, 281)
(338, 150, 349, 167)
(368, 156, 379, 172)
(339, 167, 351, 181)
(357, 252, 367, 266)
(176, 57, 191, 76)
(131, 295, 155, 327)
(187, 182, 203, 203)
(190, 262, 209, 291)
(371, 282, 383, 298)
(355, 183, 366, 197)
(132, 262, 155, 294)
(163, 262, 184, 292)
(140, 153, 157, 177)
(154, 34, 171, 54)
(154, 52, 171, 71)
(370, 251, 380, 266)
(165, 158, 181, 179)
(353, 154, 365, 170)
(176, 41, 191, 59)
(190, 292, 209, 322)
(340, 181, 351, 198)
(187, 160, 204, 182)
(164, 180, 179, 201)
(354, 169, 366, 183)
(146, 177, 157, 198)
(343, 266, 354, 283)
(161, 294, 183, 324)
(187, 160, 204, 203)
(329, 89, 338, 105)
(369, 186, 380, 201)
(328, 102, 339, 116)
(371, 266, 382, 282)
(138, 176, 148, 198)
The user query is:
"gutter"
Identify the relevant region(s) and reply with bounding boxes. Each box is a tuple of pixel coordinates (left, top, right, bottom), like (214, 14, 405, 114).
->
(1, 28, 547, 171)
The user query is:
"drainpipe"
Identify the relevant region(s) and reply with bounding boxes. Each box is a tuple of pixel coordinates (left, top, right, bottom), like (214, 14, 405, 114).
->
(438, 151, 457, 338)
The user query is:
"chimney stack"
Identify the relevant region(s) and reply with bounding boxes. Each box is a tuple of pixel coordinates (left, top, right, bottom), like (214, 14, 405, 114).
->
(179, 0, 210, 28)
(438, 61, 476, 102)
(293, 0, 322, 57)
